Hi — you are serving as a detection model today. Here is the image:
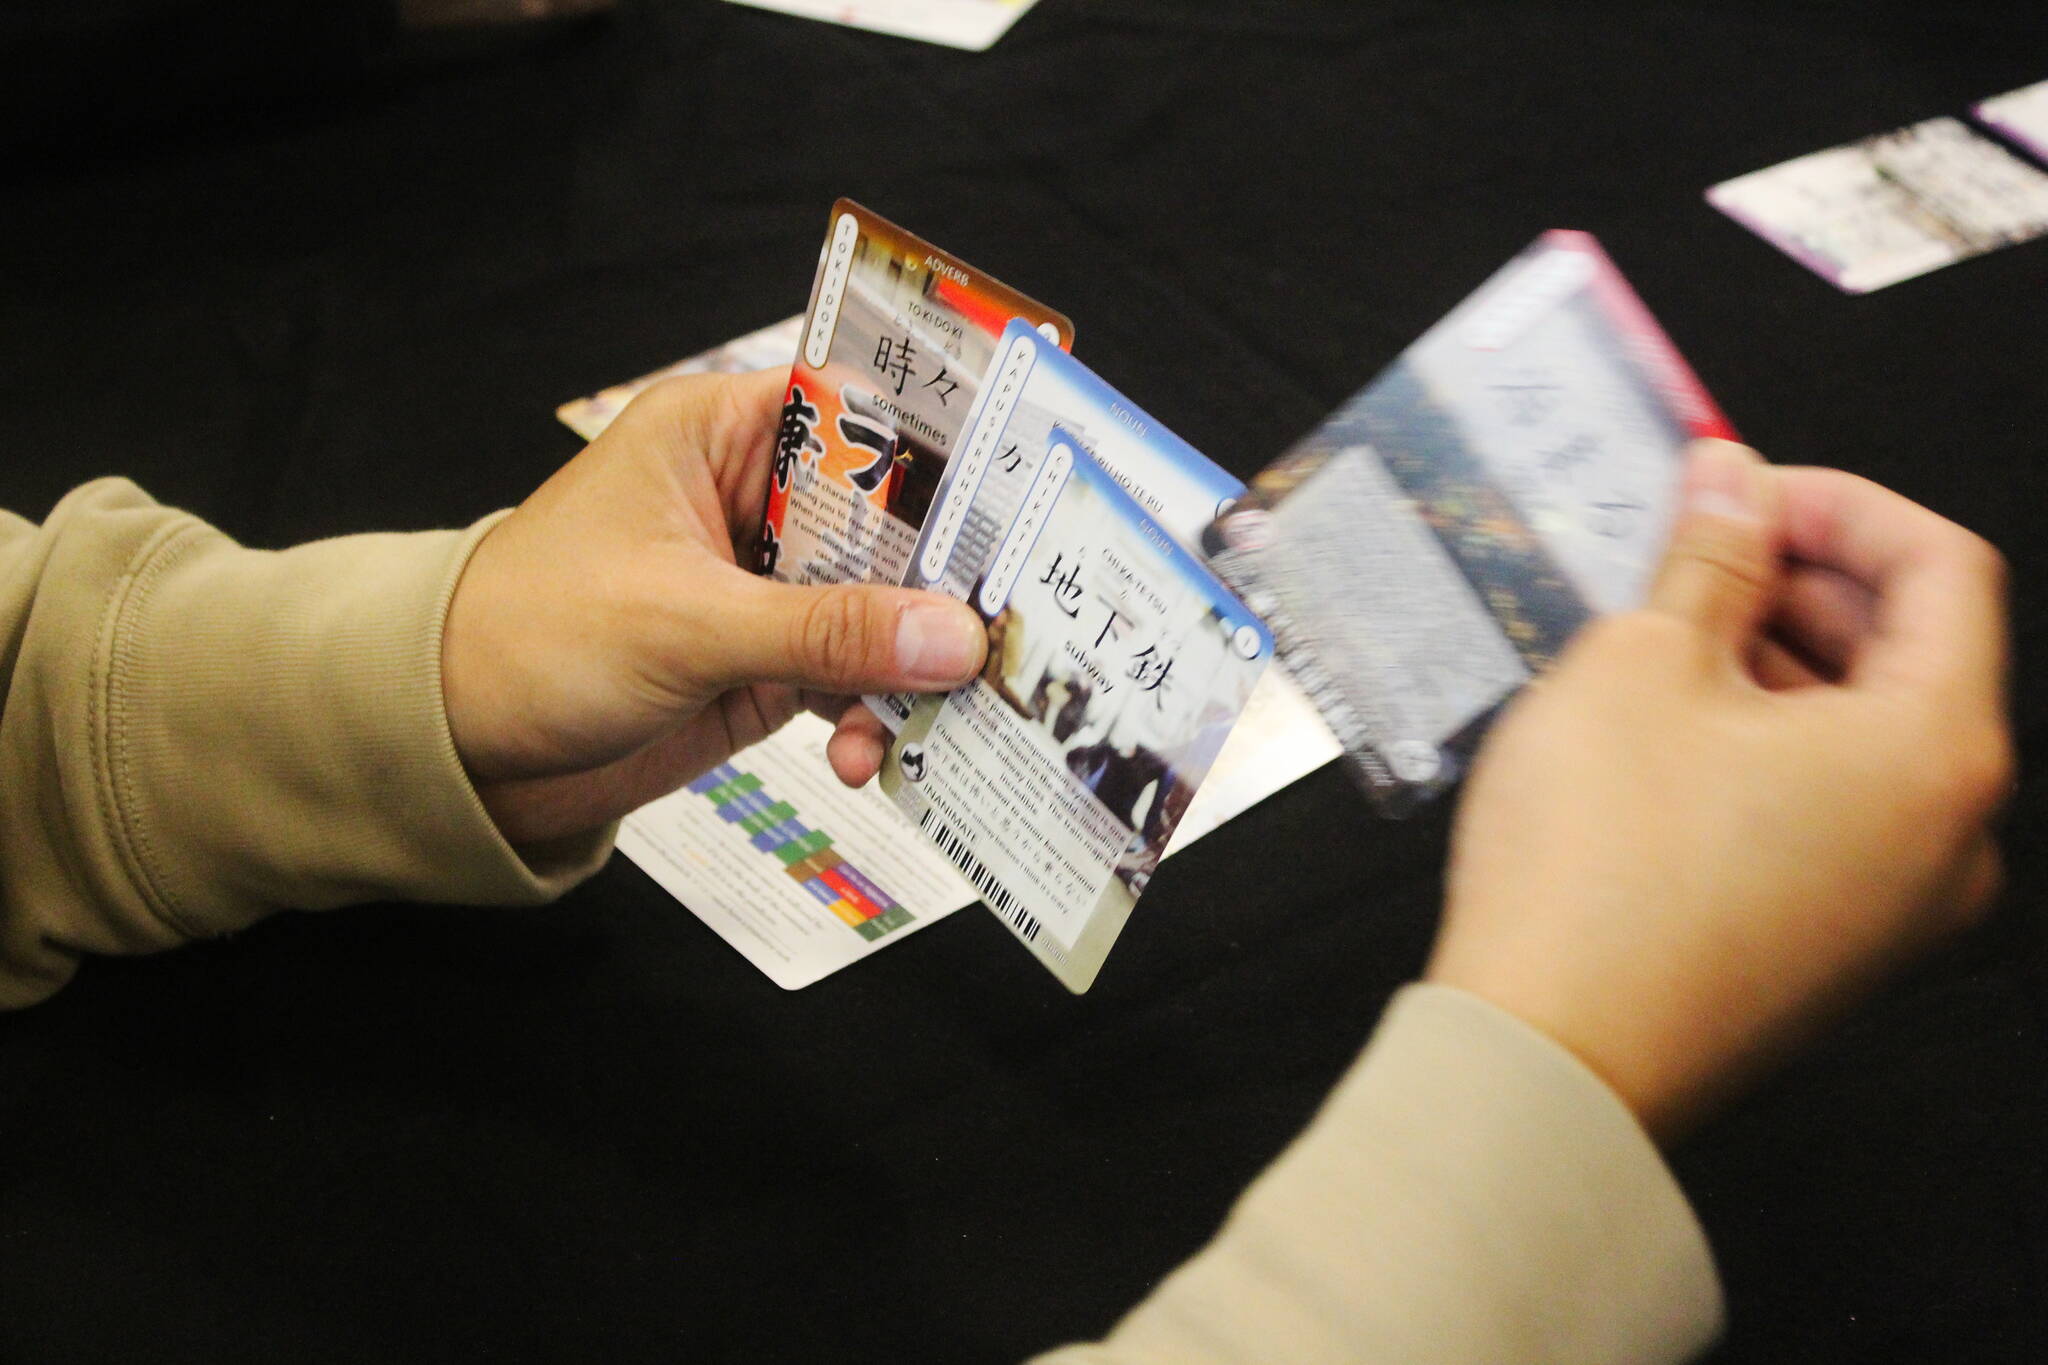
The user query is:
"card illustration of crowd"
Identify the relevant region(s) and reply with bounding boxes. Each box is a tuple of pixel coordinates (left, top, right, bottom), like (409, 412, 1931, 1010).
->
(1203, 230, 1736, 815)
(760, 200, 1072, 592)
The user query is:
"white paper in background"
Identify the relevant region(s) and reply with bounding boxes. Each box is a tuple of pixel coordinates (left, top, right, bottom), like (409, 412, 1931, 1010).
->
(555, 315, 805, 442)
(721, 0, 1040, 51)
(1976, 79, 2048, 165)
(1707, 117, 2048, 293)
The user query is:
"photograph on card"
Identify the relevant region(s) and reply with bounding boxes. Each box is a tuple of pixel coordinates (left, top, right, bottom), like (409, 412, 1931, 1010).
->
(868, 316, 1242, 733)
(1205, 230, 1730, 814)
(883, 438, 1269, 993)
(903, 317, 1242, 599)
(761, 200, 1072, 590)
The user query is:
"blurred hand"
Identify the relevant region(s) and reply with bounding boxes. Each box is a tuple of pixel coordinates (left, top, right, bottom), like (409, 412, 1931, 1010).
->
(440, 371, 985, 847)
(1428, 440, 2012, 1140)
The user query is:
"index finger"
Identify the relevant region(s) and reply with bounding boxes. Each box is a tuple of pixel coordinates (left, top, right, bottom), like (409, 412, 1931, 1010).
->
(708, 367, 798, 529)
(1774, 466, 2008, 712)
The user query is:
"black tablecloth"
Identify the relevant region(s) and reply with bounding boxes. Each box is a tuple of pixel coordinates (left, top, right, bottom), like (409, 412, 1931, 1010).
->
(3, 3, 2044, 1361)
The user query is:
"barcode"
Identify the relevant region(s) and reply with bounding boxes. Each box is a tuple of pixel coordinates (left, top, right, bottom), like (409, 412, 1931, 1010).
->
(919, 807, 1041, 943)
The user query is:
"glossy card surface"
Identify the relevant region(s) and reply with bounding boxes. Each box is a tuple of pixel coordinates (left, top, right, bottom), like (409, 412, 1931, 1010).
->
(761, 201, 1072, 594)
(1203, 231, 1734, 815)
(880, 440, 1270, 992)
(868, 317, 1242, 732)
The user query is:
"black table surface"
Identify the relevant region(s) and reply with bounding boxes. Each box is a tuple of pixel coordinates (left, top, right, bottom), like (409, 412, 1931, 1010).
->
(3, 3, 2045, 1361)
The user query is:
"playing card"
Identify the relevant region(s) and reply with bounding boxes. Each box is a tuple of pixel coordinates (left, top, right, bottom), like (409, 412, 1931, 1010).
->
(555, 315, 805, 442)
(1975, 79, 2048, 166)
(722, 0, 1041, 51)
(761, 200, 1072, 597)
(1707, 116, 2048, 293)
(1203, 231, 1734, 815)
(867, 316, 1241, 731)
(880, 439, 1270, 993)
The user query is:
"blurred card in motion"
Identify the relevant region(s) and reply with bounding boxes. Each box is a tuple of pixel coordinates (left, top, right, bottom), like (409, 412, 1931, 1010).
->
(722, 0, 1041, 50)
(555, 315, 804, 441)
(1975, 79, 2048, 165)
(761, 199, 1072, 597)
(1203, 231, 1734, 816)
(1707, 117, 2048, 293)
(881, 438, 1271, 993)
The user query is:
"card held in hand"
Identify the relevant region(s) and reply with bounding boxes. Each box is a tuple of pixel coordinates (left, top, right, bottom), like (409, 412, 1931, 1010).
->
(761, 200, 1072, 595)
(881, 437, 1271, 993)
(1202, 230, 1736, 816)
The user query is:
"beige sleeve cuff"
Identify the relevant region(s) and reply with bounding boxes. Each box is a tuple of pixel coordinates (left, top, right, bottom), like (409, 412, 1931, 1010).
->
(1, 480, 611, 1007)
(1036, 983, 1723, 1365)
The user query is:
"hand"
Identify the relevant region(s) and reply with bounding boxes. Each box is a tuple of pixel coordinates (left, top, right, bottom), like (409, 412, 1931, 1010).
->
(439, 370, 986, 847)
(1427, 440, 2012, 1140)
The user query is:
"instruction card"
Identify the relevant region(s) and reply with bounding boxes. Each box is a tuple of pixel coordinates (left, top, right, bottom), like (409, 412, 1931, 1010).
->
(1203, 230, 1735, 815)
(1707, 117, 2048, 293)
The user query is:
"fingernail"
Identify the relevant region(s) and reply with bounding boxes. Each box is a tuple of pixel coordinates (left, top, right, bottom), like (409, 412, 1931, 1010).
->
(896, 600, 983, 685)
(1686, 438, 1764, 524)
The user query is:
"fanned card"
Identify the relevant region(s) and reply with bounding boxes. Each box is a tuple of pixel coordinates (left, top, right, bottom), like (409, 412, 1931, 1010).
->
(761, 200, 1072, 591)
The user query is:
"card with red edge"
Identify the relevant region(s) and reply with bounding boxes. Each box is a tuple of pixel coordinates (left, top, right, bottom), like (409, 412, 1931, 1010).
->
(1202, 230, 1735, 815)
(758, 199, 1073, 596)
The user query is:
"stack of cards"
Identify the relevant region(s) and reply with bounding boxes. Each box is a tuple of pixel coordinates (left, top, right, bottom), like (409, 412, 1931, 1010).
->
(759, 200, 1072, 590)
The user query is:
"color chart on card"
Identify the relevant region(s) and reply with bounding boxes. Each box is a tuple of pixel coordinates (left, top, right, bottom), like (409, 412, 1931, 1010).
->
(684, 762, 918, 942)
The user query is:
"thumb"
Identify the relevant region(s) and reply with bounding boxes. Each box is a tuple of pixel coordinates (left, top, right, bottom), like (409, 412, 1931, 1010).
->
(702, 574, 988, 697)
(1646, 439, 1782, 653)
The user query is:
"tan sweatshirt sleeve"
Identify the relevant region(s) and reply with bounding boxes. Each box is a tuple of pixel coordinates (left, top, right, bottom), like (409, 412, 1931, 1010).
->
(0, 479, 612, 1008)
(1035, 984, 1724, 1365)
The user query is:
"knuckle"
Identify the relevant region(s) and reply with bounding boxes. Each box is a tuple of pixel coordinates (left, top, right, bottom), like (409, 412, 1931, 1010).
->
(1960, 529, 2008, 594)
(1676, 521, 1774, 599)
(790, 587, 879, 687)
(1950, 722, 2017, 819)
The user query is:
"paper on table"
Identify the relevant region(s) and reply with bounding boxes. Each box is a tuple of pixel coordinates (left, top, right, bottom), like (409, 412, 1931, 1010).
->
(1976, 79, 2048, 166)
(617, 676, 1334, 988)
(1707, 117, 2048, 293)
(721, 0, 1040, 51)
